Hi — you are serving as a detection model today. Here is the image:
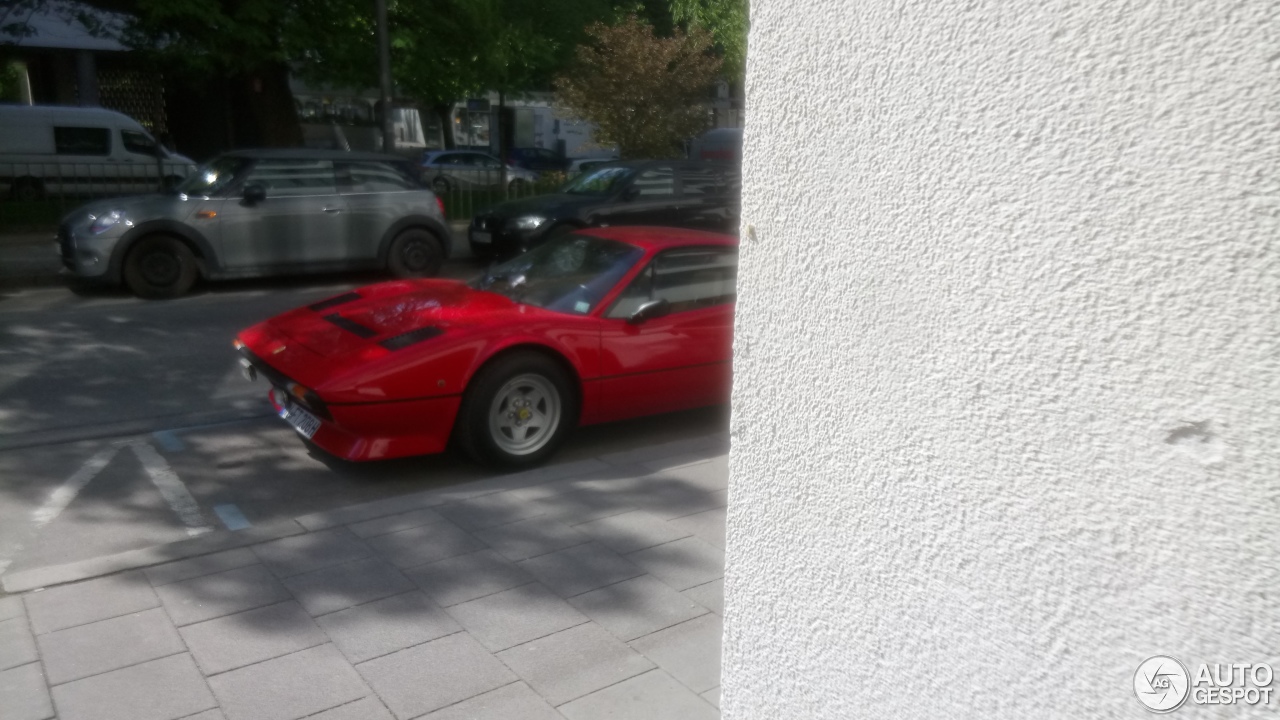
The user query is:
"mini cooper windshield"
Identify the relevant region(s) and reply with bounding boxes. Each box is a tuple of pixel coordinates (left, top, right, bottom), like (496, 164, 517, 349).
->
(175, 156, 249, 196)
(473, 234, 644, 314)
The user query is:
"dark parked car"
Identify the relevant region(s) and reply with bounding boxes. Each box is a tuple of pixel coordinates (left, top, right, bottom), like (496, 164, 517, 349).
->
(468, 160, 739, 260)
(58, 149, 451, 298)
(506, 147, 572, 174)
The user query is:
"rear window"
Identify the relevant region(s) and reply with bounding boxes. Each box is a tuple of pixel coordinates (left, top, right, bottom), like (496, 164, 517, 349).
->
(54, 127, 110, 156)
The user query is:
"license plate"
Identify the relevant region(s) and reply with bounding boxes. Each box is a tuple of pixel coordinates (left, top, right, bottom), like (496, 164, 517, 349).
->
(279, 402, 321, 439)
(472, 231, 491, 244)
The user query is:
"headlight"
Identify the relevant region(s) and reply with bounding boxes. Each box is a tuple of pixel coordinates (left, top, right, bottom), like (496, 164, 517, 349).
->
(510, 216, 546, 231)
(88, 210, 131, 235)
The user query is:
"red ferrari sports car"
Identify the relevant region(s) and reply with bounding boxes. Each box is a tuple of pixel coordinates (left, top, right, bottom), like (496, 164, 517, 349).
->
(234, 226, 737, 467)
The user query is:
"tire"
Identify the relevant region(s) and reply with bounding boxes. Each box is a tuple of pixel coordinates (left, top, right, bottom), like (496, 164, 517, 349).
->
(122, 235, 198, 299)
(387, 228, 444, 278)
(431, 176, 452, 194)
(11, 177, 44, 202)
(455, 352, 578, 468)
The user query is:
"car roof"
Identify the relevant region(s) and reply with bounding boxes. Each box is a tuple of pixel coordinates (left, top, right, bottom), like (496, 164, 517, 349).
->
(580, 226, 737, 250)
(222, 148, 409, 162)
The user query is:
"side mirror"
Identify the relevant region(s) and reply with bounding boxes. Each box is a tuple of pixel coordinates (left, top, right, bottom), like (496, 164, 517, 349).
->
(242, 184, 266, 204)
(622, 186, 641, 201)
(627, 298, 670, 325)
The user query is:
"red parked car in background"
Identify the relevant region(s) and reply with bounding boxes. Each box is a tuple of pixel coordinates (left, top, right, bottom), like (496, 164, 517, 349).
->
(234, 227, 738, 467)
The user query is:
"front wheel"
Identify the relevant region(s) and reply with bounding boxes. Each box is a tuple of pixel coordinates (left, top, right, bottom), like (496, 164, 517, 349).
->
(455, 352, 577, 468)
(122, 235, 198, 299)
(387, 229, 444, 278)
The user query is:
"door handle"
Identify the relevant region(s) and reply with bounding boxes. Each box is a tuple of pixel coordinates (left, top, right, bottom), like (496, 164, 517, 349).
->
(322, 207, 342, 213)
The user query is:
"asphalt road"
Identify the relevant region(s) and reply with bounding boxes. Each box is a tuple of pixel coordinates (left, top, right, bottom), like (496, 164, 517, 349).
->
(0, 263, 728, 578)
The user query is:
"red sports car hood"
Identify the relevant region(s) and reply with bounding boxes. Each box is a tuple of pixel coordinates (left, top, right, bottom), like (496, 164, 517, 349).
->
(268, 279, 515, 358)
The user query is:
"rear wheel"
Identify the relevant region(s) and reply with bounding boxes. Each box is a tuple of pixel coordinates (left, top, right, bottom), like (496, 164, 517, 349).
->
(431, 176, 452, 195)
(387, 228, 444, 278)
(123, 235, 198, 299)
(455, 352, 577, 468)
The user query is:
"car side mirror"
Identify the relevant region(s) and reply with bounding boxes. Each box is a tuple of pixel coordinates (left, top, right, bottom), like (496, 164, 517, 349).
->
(627, 298, 670, 325)
(622, 186, 641, 201)
(242, 184, 266, 204)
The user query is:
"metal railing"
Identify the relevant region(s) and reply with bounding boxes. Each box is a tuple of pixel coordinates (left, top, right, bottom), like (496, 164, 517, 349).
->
(0, 162, 590, 231)
(426, 168, 581, 223)
(0, 160, 193, 230)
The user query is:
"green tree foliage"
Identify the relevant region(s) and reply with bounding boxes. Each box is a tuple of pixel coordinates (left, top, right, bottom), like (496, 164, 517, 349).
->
(670, 0, 746, 79)
(555, 15, 721, 159)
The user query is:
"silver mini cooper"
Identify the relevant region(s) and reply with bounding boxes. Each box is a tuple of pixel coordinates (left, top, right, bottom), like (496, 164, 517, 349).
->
(58, 149, 451, 298)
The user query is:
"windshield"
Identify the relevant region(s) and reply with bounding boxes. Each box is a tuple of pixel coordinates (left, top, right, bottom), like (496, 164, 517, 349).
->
(560, 166, 632, 196)
(175, 156, 249, 196)
(471, 234, 644, 314)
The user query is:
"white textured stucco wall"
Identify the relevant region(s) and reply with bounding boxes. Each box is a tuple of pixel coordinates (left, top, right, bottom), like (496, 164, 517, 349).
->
(725, 1, 1279, 718)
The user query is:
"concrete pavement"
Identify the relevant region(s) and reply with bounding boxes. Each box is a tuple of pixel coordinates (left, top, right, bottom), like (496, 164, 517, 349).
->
(0, 438, 728, 720)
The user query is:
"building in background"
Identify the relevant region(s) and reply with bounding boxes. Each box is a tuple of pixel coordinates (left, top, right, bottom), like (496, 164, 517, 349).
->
(1, 1, 170, 139)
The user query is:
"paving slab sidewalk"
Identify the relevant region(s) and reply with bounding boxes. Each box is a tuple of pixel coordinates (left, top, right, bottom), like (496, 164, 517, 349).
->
(0, 437, 728, 720)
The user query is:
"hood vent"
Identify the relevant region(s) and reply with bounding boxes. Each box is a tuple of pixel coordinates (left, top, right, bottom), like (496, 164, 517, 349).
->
(308, 292, 361, 312)
(380, 326, 444, 351)
(323, 313, 377, 339)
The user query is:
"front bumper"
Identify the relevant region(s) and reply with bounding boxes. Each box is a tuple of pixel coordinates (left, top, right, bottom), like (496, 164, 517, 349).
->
(469, 214, 548, 257)
(240, 345, 462, 462)
(57, 224, 115, 279)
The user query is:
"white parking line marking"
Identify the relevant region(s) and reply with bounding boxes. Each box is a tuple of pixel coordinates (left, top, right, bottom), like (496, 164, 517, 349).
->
(213, 504, 252, 531)
(31, 445, 120, 530)
(2, 445, 120, 576)
(128, 442, 212, 536)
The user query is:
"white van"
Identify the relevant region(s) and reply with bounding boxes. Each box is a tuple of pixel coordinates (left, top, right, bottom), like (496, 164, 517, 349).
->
(0, 105, 197, 201)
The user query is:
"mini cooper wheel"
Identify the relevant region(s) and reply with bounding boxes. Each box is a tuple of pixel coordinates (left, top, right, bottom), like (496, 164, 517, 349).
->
(457, 352, 577, 468)
(387, 228, 444, 278)
(123, 235, 198, 299)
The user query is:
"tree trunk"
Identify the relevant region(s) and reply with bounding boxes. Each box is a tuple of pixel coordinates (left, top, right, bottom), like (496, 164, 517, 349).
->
(229, 62, 302, 148)
(498, 91, 508, 199)
(433, 104, 455, 149)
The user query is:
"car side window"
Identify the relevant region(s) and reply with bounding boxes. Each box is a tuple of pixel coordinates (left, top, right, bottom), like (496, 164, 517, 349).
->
(606, 246, 738, 318)
(54, 126, 110, 155)
(631, 167, 675, 196)
(340, 161, 418, 193)
(121, 130, 158, 157)
(244, 159, 337, 196)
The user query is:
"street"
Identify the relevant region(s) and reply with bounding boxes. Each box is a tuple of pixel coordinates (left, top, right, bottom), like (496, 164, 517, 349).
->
(0, 262, 728, 578)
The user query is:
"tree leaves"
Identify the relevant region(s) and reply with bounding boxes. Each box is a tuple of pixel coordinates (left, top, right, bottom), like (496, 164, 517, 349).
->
(555, 15, 721, 159)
